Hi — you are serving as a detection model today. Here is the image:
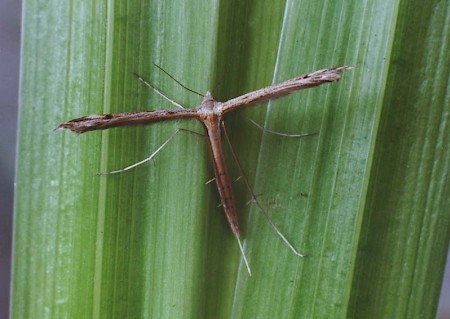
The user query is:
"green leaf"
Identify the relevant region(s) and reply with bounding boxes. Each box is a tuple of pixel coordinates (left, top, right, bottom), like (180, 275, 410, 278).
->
(13, 0, 449, 318)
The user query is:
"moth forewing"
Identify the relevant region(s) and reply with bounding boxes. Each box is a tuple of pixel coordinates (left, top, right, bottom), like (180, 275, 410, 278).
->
(219, 66, 352, 114)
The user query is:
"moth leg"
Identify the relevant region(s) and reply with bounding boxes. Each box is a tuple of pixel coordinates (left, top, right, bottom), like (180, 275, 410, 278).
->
(98, 128, 204, 175)
(247, 118, 317, 138)
(221, 122, 304, 257)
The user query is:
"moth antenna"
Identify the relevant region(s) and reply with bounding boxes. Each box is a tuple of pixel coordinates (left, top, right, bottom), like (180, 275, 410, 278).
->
(221, 122, 305, 257)
(133, 73, 185, 109)
(152, 63, 204, 97)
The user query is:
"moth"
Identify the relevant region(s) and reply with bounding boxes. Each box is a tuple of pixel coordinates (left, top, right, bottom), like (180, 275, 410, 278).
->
(58, 65, 352, 275)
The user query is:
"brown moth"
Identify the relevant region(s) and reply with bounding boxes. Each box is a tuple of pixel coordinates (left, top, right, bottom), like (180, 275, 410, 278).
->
(58, 66, 352, 275)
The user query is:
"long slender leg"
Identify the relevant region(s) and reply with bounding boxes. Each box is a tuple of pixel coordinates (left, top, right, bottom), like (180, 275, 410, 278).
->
(98, 128, 204, 175)
(236, 236, 252, 276)
(221, 122, 304, 257)
(247, 118, 317, 138)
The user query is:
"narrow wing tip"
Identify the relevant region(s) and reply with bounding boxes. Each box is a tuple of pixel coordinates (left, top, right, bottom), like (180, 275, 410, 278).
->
(53, 125, 64, 132)
(340, 65, 355, 70)
(54, 118, 90, 134)
(54, 122, 78, 133)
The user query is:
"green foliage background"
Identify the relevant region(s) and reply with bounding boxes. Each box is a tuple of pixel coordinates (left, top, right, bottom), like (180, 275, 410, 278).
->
(13, 0, 449, 318)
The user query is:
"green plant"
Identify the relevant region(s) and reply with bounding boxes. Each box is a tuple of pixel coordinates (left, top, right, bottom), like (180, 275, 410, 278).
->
(13, 0, 449, 318)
